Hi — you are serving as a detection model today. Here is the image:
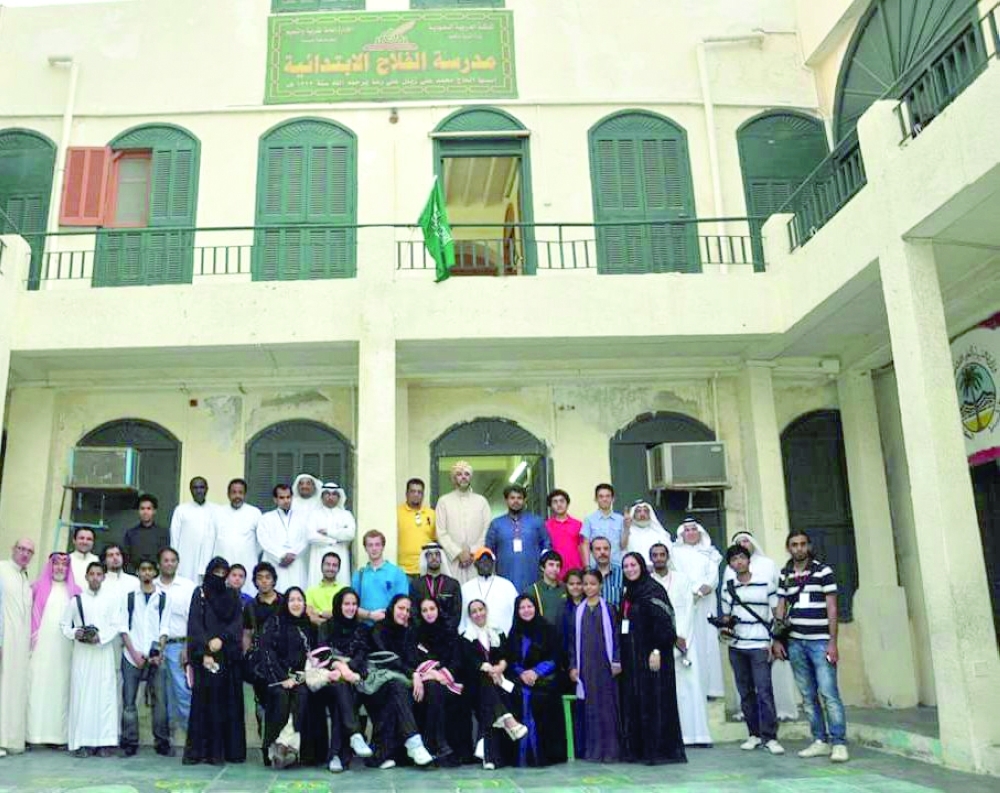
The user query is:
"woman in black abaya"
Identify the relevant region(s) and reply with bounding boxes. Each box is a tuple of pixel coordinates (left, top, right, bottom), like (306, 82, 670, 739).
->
(184, 557, 246, 765)
(413, 596, 467, 764)
(618, 551, 687, 765)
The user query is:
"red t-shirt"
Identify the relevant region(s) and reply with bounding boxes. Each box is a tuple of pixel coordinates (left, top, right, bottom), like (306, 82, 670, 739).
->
(545, 515, 585, 580)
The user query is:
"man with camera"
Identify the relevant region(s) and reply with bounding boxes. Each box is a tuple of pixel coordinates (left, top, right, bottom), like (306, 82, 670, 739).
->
(60, 561, 125, 757)
(120, 558, 170, 757)
(718, 544, 784, 755)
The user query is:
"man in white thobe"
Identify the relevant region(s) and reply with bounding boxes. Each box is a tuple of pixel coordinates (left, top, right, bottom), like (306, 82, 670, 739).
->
(213, 478, 262, 596)
(307, 482, 356, 588)
(27, 551, 78, 747)
(673, 517, 725, 698)
(650, 542, 712, 746)
(457, 548, 518, 635)
(61, 561, 124, 756)
(0, 538, 34, 756)
(624, 501, 672, 564)
(292, 473, 323, 518)
(69, 527, 99, 589)
(169, 476, 219, 582)
(436, 460, 493, 584)
(258, 483, 308, 592)
(101, 544, 140, 598)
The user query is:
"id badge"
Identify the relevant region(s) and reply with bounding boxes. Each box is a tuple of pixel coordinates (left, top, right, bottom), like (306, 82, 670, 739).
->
(513, 538, 524, 554)
(621, 619, 630, 635)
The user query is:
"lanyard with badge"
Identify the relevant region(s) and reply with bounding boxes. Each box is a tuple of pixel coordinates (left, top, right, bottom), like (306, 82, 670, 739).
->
(511, 516, 523, 554)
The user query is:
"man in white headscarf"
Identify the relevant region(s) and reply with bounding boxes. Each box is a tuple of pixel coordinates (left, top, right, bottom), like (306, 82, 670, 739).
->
(409, 541, 462, 629)
(649, 542, 711, 746)
(435, 460, 492, 584)
(672, 516, 725, 698)
(724, 531, 799, 721)
(306, 482, 356, 588)
(292, 473, 323, 516)
(624, 501, 671, 564)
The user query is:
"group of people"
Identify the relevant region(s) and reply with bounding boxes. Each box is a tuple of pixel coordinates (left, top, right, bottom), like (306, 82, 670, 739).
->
(0, 460, 849, 772)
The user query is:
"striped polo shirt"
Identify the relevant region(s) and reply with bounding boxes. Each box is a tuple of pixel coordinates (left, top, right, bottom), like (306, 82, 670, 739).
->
(721, 570, 776, 650)
(777, 559, 838, 641)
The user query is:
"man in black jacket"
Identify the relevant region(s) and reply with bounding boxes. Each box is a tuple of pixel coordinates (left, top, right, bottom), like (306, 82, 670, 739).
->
(409, 541, 462, 630)
(122, 494, 170, 574)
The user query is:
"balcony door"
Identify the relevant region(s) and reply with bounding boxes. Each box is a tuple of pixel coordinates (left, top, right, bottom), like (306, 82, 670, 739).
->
(589, 111, 698, 274)
(432, 108, 535, 275)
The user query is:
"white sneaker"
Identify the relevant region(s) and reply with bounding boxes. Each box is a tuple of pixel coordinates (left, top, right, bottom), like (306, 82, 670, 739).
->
(404, 735, 433, 766)
(830, 744, 850, 763)
(483, 761, 496, 770)
(0, 748, 7, 758)
(764, 739, 785, 755)
(349, 733, 373, 758)
(379, 759, 396, 770)
(798, 740, 832, 758)
(740, 736, 762, 751)
(473, 738, 485, 760)
(327, 756, 343, 773)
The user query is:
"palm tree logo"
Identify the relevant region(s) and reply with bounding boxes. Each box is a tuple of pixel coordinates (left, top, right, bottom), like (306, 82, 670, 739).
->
(957, 362, 996, 435)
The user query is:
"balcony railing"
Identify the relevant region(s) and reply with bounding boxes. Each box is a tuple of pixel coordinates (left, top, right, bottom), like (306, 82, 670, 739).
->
(894, 1, 1000, 141)
(783, 132, 867, 252)
(27, 218, 766, 288)
(397, 219, 766, 275)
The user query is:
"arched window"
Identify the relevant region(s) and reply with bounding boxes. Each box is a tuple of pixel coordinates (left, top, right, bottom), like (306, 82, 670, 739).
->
(254, 118, 357, 280)
(833, 0, 981, 142)
(610, 412, 725, 545)
(93, 124, 201, 287)
(737, 111, 829, 265)
(430, 418, 548, 515)
(70, 419, 182, 550)
(781, 410, 858, 619)
(588, 111, 698, 274)
(246, 420, 353, 510)
(0, 129, 56, 287)
(432, 107, 535, 275)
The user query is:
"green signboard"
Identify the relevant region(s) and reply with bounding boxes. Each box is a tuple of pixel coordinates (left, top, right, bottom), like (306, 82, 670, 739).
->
(265, 10, 517, 104)
(272, 0, 364, 12)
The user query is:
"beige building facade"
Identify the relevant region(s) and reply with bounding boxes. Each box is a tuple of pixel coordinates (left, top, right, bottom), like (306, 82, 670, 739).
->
(1, 0, 999, 775)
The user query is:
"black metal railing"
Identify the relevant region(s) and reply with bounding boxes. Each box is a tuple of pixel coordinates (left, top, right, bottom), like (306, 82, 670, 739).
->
(783, 133, 868, 251)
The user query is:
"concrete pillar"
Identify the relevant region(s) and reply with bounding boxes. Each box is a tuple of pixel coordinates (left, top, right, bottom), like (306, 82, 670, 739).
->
(878, 238, 1000, 770)
(355, 226, 398, 560)
(837, 369, 919, 707)
(0, 388, 59, 558)
(737, 362, 791, 558)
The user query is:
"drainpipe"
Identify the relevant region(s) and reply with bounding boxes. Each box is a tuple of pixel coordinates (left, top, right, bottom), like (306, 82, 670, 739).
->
(696, 33, 765, 273)
(46, 56, 79, 235)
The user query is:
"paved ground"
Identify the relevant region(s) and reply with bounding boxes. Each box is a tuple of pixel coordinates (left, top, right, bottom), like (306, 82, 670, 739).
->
(2, 743, 1000, 793)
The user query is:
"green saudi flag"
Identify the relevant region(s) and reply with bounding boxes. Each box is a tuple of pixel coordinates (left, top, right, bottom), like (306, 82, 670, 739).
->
(418, 178, 456, 283)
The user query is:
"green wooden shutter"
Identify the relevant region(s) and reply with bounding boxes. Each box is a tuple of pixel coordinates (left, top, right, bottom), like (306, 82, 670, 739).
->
(0, 130, 56, 287)
(254, 119, 357, 281)
(738, 112, 829, 269)
(95, 125, 199, 287)
(589, 112, 698, 274)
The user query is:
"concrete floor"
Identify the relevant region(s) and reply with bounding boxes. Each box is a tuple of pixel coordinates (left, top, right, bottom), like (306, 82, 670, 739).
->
(2, 742, 1000, 793)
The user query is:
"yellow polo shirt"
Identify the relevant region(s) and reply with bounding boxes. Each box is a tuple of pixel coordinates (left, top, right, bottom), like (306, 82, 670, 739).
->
(305, 580, 344, 616)
(396, 502, 436, 574)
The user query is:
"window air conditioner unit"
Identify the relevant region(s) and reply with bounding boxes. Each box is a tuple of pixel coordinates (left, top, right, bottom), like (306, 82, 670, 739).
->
(68, 447, 141, 490)
(647, 441, 728, 490)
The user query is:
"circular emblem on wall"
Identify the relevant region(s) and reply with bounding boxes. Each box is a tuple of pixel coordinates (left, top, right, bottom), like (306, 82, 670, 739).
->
(957, 361, 997, 436)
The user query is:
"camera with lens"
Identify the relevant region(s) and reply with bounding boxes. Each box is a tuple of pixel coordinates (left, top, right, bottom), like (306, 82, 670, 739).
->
(79, 625, 100, 643)
(707, 614, 736, 631)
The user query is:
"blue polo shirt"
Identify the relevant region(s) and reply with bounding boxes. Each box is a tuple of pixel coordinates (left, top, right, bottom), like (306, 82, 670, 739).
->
(352, 560, 409, 619)
(582, 510, 626, 565)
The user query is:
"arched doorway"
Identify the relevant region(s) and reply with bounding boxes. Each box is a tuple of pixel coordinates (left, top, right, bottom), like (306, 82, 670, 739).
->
(430, 418, 548, 517)
(70, 419, 181, 552)
(610, 412, 725, 546)
(780, 410, 858, 619)
(432, 107, 535, 275)
(245, 420, 352, 511)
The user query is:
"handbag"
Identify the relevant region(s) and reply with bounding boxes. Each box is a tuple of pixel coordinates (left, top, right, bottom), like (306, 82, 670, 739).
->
(355, 650, 411, 696)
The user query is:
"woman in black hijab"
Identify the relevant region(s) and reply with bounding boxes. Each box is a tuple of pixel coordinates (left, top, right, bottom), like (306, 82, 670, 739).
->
(184, 556, 246, 765)
(502, 594, 567, 767)
(258, 586, 326, 768)
(618, 551, 687, 765)
(316, 588, 373, 772)
(413, 597, 466, 764)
